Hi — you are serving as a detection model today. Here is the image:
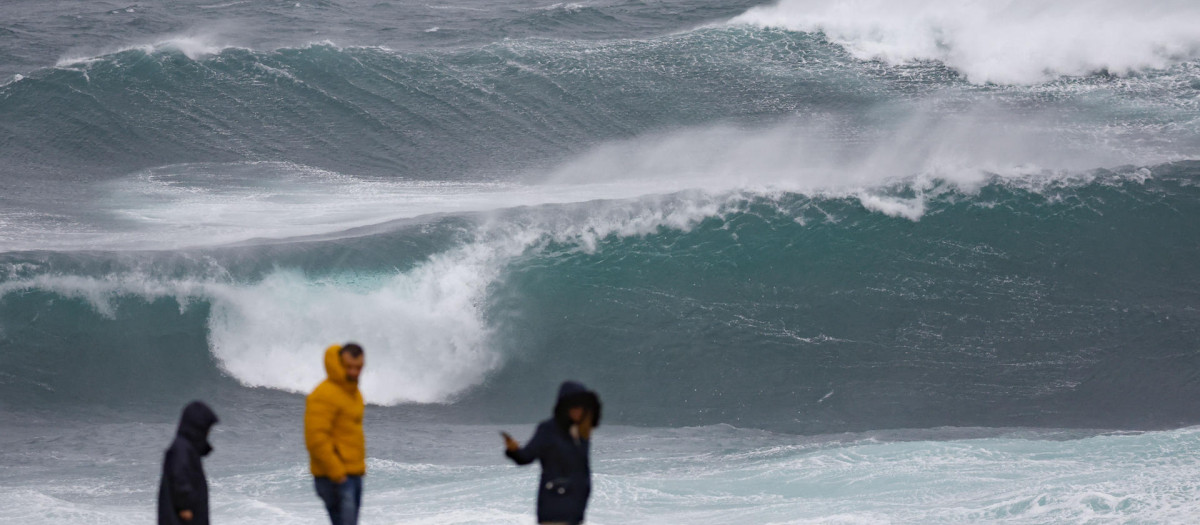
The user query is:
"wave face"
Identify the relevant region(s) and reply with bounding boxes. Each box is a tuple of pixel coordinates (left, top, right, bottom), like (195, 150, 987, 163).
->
(3, 163, 1200, 433)
(4, 22, 1199, 186)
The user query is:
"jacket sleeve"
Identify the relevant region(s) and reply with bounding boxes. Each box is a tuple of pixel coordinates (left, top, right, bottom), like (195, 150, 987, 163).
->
(165, 444, 198, 513)
(305, 392, 347, 480)
(505, 423, 548, 466)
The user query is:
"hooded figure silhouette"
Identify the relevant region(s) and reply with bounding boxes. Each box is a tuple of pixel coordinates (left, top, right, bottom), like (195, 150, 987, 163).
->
(158, 401, 219, 525)
(505, 381, 602, 525)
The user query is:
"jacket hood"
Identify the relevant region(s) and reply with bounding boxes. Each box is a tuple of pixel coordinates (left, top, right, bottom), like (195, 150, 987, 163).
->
(176, 401, 218, 456)
(553, 380, 602, 430)
(324, 344, 356, 390)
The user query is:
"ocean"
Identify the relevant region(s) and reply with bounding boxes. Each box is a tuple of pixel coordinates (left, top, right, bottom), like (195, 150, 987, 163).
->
(2, 0, 1200, 523)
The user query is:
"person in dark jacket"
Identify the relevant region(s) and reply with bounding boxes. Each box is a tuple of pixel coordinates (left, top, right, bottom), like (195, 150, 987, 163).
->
(158, 401, 219, 525)
(503, 381, 602, 525)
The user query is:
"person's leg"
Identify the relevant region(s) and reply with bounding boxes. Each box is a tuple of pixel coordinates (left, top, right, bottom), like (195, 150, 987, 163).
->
(313, 477, 343, 525)
(338, 476, 362, 525)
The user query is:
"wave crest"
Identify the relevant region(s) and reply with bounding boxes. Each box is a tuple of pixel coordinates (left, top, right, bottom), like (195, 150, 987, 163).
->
(730, 0, 1200, 84)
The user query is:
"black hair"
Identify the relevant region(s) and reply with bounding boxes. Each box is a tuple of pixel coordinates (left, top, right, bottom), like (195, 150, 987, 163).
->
(339, 343, 364, 358)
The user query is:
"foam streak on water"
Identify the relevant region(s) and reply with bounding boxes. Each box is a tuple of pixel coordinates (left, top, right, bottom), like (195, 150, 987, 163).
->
(3, 416, 1199, 524)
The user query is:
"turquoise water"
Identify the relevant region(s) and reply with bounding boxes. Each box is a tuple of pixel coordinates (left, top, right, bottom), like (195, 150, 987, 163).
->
(3, 0, 1200, 522)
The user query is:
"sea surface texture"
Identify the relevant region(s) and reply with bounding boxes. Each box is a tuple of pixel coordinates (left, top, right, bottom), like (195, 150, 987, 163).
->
(2, 0, 1200, 523)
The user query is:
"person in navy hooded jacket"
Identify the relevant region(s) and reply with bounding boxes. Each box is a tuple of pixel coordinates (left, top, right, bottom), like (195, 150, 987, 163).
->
(158, 401, 219, 525)
(503, 381, 602, 525)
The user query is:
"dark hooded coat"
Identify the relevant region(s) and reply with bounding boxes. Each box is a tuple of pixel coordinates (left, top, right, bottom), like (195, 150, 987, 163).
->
(506, 381, 602, 524)
(158, 401, 218, 525)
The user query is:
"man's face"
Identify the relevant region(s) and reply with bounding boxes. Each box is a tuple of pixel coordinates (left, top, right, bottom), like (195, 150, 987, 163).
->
(341, 353, 364, 383)
(568, 406, 585, 423)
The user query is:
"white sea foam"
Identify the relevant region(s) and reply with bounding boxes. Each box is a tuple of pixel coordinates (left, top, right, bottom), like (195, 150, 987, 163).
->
(855, 194, 924, 220)
(206, 252, 502, 404)
(538, 108, 1160, 219)
(56, 34, 235, 67)
(0, 264, 496, 404)
(537, 3, 586, 13)
(7, 422, 1200, 524)
(0, 490, 144, 525)
(198, 0, 249, 9)
(729, 0, 1200, 84)
(424, 4, 489, 11)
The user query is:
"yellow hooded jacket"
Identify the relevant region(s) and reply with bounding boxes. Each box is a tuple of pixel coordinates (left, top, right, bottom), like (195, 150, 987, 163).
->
(305, 345, 366, 480)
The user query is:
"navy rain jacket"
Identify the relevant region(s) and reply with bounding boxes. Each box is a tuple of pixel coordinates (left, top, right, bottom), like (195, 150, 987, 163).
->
(506, 381, 602, 524)
(158, 401, 218, 525)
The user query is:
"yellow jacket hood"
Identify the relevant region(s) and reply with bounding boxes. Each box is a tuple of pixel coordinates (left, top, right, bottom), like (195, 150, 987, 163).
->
(323, 344, 353, 389)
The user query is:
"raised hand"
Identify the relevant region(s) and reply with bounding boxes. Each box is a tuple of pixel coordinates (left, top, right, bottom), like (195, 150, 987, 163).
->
(501, 431, 520, 451)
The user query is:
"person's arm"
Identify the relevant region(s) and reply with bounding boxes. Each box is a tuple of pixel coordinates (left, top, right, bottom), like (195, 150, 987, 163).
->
(165, 445, 197, 520)
(504, 424, 548, 465)
(305, 395, 347, 483)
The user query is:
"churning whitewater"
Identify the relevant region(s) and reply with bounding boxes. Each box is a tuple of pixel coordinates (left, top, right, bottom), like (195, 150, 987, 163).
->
(2, 0, 1200, 523)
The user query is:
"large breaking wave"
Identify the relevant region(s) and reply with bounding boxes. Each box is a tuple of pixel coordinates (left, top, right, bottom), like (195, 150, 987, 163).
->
(3, 162, 1199, 433)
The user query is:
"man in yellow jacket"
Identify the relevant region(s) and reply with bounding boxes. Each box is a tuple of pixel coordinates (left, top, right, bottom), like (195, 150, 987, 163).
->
(305, 343, 366, 525)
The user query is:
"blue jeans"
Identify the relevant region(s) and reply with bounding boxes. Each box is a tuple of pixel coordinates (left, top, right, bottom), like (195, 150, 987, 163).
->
(314, 476, 362, 525)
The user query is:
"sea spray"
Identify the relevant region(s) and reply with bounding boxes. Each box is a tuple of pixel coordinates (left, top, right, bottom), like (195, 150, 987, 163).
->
(730, 0, 1200, 84)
